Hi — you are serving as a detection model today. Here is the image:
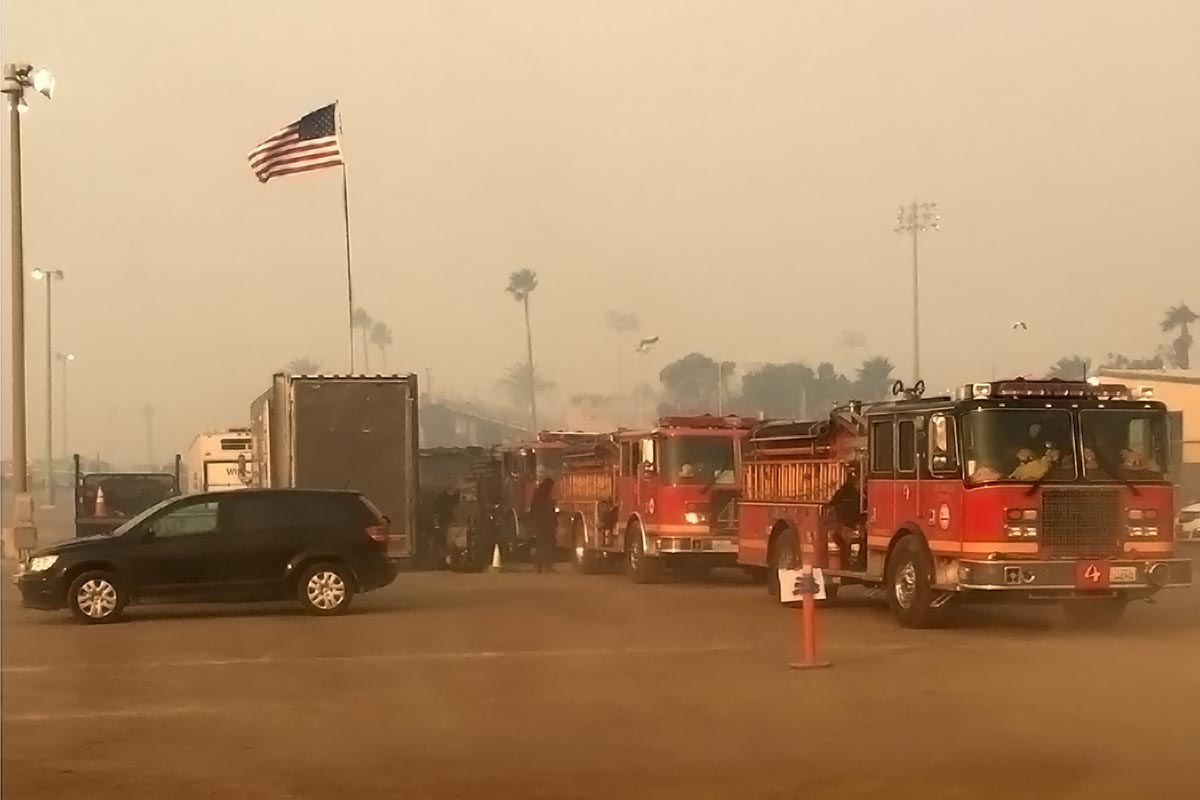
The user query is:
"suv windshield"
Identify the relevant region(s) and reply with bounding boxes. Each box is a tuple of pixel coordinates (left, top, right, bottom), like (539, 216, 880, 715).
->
(962, 409, 1076, 484)
(660, 436, 736, 485)
(1080, 409, 1169, 482)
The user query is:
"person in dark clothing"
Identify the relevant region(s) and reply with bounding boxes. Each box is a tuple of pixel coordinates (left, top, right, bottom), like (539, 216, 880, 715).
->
(823, 466, 865, 570)
(529, 478, 558, 573)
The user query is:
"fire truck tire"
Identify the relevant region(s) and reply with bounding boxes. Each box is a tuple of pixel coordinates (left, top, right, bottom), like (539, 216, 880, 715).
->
(572, 519, 600, 575)
(885, 534, 939, 628)
(1061, 599, 1127, 629)
(627, 524, 663, 584)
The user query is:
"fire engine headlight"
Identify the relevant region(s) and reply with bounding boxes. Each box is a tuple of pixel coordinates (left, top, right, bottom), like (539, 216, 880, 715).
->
(1128, 526, 1158, 538)
(1005, 525, 1038, 538)
(684, 511, 701, 525)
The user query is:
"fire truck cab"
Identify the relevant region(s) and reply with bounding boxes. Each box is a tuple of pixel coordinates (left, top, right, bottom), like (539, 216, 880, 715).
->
(739, 379, 1191, 627)
(557, 415, 754, 582)
(496, 431, 603, 557)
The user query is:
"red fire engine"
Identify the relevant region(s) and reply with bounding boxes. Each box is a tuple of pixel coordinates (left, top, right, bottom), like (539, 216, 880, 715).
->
(495, 431, 603, 556)
(556, 415, 755, 582)
(737, 378, 1192, 627)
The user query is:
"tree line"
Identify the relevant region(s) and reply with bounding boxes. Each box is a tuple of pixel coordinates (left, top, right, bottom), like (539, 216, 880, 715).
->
(1048, 303, 1195, 380)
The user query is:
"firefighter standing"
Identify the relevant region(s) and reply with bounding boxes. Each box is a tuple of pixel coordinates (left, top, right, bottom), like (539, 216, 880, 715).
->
(824, 465, 865, 570)
(529, 478, 558, 574)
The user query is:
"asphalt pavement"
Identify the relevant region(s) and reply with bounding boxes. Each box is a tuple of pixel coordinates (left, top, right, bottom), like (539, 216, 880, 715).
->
(3, 551, 1199, 799)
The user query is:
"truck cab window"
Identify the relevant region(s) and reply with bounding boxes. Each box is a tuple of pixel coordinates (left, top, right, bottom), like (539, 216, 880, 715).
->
(928, 413, 960, 474)
(871, 420, 894, 474)
(897, 420, 916, 473)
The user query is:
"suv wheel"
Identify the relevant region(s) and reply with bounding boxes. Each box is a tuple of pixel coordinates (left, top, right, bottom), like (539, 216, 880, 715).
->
(68, 570, 127, 624)
(298, 563, 354, 615)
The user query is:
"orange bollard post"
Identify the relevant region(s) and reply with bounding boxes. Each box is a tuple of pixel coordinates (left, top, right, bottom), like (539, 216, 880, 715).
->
(789, 564, 831, 670)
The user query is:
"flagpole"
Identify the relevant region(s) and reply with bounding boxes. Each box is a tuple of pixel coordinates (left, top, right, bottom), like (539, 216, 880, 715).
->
(338, 104, 355, 373)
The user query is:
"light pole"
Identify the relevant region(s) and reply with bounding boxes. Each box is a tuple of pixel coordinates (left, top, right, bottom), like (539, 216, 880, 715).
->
(56, 352, 75, 471)
(894, 201, 939, 384)
(33, 268, 64, 505)
(635, 335, 660, 425)
(2, 62, 55, 556)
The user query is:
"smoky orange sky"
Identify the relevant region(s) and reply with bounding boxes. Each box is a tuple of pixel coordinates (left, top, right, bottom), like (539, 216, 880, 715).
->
(2, 0, 1198, 465)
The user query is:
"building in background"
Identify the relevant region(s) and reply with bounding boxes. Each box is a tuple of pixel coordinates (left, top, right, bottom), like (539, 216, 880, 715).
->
(1096, 368, 1200, 502)
(421, 399, 531, 449)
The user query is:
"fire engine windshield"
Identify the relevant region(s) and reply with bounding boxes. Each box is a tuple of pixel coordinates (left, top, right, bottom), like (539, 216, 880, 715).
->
(660, 436, 736, 486)
(962, 409, 1076, 485)
(1079, 409, 1168, 482)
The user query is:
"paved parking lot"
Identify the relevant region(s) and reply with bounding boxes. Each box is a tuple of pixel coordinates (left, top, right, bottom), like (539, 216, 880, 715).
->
(3, 552, 1200, 799)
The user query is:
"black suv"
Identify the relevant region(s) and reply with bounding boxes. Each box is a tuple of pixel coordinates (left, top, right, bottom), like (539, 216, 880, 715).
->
(15, 489, 396, 623)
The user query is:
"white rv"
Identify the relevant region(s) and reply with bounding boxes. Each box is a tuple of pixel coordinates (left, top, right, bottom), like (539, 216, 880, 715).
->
(183, 428, 253, 493)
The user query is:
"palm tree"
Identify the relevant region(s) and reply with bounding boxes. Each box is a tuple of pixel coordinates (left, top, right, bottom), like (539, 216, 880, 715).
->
(498, 361, 555, 412)
(855, 356, 896, 400)
(369, 322, 394, 372)
(352, 307, 373, 372)
(505, 269, 540, 429)
(1048, 355, 1091, 381)
(1162, 303, 1197, 369)
(284, 358, 321, 375)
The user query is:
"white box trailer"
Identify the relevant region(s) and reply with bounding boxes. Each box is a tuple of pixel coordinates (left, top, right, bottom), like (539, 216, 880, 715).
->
(249, 374, 419, 561)
(183, 429, 253, 493)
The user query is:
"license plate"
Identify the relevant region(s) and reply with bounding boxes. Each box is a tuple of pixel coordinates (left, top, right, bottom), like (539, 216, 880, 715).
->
(1109, 566, 1138, 584)
(709, 539, 736, 553)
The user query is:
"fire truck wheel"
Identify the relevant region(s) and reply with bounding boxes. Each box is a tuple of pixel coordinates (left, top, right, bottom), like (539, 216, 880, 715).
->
(1061, 599, 1127, 629)
(886, 534, 938, 628)
(572, 519, 600, 575)
(627, 524, 663, 584)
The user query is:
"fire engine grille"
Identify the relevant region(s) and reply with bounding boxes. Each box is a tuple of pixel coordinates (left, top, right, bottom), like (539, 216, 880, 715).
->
(1040, 488, 1122, 559)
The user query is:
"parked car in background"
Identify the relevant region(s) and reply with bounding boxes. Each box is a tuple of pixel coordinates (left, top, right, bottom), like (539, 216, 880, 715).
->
(15, 489, 396, 623)
(1178, 501, 1200, 543)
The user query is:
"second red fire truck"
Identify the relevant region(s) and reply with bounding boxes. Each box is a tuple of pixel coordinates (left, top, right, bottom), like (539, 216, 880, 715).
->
(737, 378, 1192, 627)
(556, 415, 755, 582)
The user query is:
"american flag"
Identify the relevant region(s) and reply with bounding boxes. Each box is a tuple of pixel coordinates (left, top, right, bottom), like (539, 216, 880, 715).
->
(248, 103, 343, 183)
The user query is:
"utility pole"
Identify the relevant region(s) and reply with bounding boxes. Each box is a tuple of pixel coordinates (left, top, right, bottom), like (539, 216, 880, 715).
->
(894, 201, 939, 383)
(635, 335, 659, 426)
(33, 269, 63, 505)
(3, 61, 55, 556)
(57, 352, 75, 465)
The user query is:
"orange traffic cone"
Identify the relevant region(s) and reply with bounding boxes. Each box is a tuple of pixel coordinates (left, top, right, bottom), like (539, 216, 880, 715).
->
(489, 543, 504, 572)
(95, 486, 108, 518)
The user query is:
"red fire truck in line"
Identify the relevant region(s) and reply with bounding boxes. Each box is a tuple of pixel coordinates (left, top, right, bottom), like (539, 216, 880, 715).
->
(495, 431, 604, 557)
(737, 378, 1192, 627)
(556, 415, 755, 582)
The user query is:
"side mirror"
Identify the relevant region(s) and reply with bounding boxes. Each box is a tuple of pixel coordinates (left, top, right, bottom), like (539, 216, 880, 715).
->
(139, 527, 156, 542)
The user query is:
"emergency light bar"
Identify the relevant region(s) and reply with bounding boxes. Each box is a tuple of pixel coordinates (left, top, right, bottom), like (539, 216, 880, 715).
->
(957, 380, 1147, 401)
